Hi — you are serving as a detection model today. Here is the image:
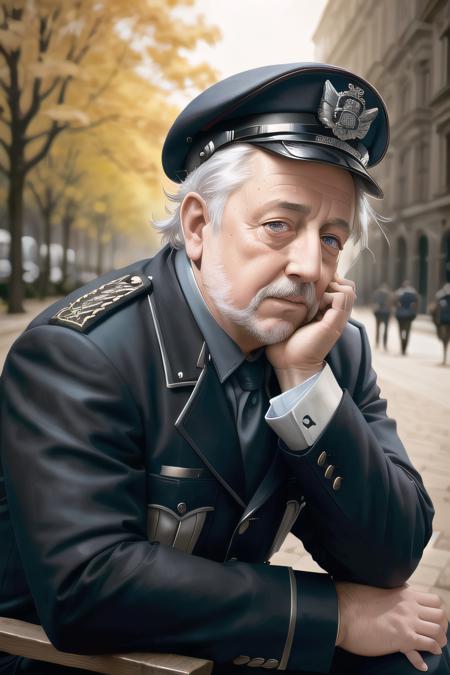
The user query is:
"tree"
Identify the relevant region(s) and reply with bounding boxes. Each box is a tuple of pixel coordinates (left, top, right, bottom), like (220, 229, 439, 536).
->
(0, 0, 218, 312)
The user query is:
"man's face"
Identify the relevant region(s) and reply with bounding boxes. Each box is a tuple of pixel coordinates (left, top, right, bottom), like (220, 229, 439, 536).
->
(189, 150, 356, 352)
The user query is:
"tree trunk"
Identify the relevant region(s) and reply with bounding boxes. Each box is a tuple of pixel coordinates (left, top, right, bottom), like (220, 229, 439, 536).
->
(38, 210, 51, 298)
(61, 213, 73, 290)
(7, 169, 25, 314)
(7, 47, 25, 314)
(96, 219, 105, 277)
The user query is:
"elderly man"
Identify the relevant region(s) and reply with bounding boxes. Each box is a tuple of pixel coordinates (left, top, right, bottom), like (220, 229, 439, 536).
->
(1, 63, 448, 675)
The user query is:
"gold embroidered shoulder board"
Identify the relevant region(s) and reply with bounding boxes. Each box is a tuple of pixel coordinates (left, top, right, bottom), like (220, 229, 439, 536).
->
(49, 274, 152, 332)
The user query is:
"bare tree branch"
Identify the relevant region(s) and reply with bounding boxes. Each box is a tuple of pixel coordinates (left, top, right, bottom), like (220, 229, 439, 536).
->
(26, 177, 45, 214)
(21, 13, 56, 131)
(0, 160, 8, 176)
(73, 18, 101, 64)
(65, 114, 120, 133)
(0, 75, 9, 94)
(0, 135, 8, 153)
(86, 46, 127, 108)
(0, 43, 10, 63)
(24, 121, 67, 174)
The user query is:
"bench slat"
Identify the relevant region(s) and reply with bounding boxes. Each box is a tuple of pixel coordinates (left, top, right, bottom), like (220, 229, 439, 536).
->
(0, 618, 213, 675)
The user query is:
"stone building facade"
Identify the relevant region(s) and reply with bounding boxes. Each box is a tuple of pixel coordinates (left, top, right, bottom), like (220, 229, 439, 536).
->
(314, 0, 450, 310)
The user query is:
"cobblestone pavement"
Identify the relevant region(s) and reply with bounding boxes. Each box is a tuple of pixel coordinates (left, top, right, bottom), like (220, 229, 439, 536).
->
(1, 300, 449, 617)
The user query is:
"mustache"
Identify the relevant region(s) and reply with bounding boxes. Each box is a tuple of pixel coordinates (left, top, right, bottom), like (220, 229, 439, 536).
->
(247, 278, 317, 312)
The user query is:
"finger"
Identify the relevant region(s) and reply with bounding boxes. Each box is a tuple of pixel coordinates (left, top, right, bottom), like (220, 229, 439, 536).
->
(404, 650, 428, 672)
(333, 275, 356, 291)
(418, 607, 446, 624)
(328, 280, 357, 301)
(327, 284, 354, 313)
(416, 592, 443, 609)
(411, 634, 443, 655)
(416, 619, 447, 646)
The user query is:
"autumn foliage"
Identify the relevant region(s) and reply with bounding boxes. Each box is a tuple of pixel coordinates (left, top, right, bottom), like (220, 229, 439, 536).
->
(0, 0, 219, 312)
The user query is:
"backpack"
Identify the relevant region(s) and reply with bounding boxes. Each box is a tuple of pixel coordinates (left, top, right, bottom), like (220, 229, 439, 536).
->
(436, 294, 450, 325)
(396, 290, 417, 320)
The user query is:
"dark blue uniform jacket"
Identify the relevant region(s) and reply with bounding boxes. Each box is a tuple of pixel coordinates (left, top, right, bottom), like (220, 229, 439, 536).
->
(0, 245, 434, 673)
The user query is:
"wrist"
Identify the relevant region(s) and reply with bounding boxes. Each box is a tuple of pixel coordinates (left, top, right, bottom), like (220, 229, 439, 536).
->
(274, 363, 324, 392)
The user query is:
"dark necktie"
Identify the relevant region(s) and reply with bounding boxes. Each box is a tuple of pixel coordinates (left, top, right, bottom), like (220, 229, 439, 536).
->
(236, 358, 273, 498)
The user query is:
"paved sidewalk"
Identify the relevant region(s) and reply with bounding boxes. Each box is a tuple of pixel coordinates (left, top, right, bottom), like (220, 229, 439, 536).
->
(0, 297, 61, 370)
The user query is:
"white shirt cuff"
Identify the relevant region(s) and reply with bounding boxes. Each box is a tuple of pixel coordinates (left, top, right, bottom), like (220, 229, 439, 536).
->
(268, 371, 321, 417)
(265, 363, 342, 451)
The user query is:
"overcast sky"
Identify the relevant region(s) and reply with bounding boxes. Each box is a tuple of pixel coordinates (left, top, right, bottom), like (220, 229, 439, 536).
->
(175, 0, 328, 103)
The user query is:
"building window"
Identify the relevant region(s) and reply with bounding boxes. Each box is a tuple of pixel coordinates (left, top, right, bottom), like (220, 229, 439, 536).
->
(417, 61, 430, 105)
(442, 28, 450, 86)
(399, 80, 410, 115)
(398, 151, 408, 204)
(447, 30, 450, 85)
(417, 142, 428, 201)
(446, 133, 450, 190)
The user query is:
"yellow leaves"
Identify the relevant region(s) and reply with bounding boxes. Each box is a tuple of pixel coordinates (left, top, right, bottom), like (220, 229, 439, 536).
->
(93, 200, 107, 214)
(28, 59, 83, 80)
(42, 105, 90, 126)
(0, 29, 22, 52)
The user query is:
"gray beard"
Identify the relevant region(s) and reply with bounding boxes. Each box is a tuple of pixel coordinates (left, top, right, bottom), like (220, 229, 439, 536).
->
(202, 253, 319, 346)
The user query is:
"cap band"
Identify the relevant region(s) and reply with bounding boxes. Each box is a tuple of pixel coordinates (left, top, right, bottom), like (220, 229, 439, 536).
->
(186, 119, 369, 173)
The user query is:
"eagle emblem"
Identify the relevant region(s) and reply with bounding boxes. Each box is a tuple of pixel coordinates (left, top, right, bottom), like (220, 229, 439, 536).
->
(318, 80, 378, 141)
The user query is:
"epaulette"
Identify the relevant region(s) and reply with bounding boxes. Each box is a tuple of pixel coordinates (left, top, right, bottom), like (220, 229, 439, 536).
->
(49, 273, 153, 332)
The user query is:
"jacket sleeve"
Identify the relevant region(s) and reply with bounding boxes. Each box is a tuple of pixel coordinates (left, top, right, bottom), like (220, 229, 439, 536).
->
(1, 324, 336, 673)
(280, 323, 434, 588)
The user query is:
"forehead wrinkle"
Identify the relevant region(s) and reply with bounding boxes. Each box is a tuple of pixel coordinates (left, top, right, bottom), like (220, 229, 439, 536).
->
(260, 176, 354, 203)
(253, 198, 311, 219)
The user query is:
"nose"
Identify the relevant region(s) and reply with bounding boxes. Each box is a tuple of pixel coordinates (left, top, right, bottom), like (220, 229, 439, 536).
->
(284, 231, 321, 282)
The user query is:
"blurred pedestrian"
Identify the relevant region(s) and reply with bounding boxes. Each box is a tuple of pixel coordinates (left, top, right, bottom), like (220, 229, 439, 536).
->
(429, 281, 450, 366)
(372, 283, 392, 349)
(394, 280, 418, 355)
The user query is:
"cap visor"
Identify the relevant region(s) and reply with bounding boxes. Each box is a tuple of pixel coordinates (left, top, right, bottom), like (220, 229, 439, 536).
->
(249, 140, 383, 199)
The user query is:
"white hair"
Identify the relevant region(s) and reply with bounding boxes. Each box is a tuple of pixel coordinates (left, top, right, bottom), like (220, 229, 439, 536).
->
(153, 143, 382, 249)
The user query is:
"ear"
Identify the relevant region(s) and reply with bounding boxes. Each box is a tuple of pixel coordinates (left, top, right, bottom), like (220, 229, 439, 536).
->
(180, 192, 210, 263)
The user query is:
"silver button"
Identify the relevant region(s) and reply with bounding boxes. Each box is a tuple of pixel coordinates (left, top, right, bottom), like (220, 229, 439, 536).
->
(177, 371, 183, 379)
(177, 502, 187, 514)
(333, 476, 342, 491)
(130, 275, 141, 285)
(324, 465, 334, 479)
(248, 658, 265, 667)
(233, 655, 250, 665)
(262, 659, 279, 669)
(238, 520, 250, 535)
(317, 451, 327, 466)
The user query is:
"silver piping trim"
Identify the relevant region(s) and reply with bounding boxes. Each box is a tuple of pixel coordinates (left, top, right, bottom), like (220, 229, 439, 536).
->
(278, 568, 297, 670)
(175, 366, 207, 426)
(147, 504, 214, 521)
(160, 465, 208, 479)
(196, 341, 207, 368)
(147, 295, 197, 388)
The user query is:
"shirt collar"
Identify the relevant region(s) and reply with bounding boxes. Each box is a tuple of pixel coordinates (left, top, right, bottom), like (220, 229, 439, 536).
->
(174, 248, 248, 382)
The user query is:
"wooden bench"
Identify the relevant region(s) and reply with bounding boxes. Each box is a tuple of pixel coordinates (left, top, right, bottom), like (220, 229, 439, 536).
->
(0, 617, 213, 675)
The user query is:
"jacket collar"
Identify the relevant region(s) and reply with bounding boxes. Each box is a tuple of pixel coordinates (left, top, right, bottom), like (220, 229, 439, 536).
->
(146, 245, 205, 388)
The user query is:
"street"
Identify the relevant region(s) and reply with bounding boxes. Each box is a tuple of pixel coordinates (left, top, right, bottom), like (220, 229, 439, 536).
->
(1, 300, 450, 617)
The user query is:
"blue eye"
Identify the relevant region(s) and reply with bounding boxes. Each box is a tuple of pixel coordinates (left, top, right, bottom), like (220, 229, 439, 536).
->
(321, 234, 342, 250)
(264, 221, 290, 233)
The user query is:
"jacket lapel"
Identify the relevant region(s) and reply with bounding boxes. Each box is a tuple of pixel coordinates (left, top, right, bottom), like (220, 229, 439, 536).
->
(147, 246, 247, 508)
(175, 362, 247, 508)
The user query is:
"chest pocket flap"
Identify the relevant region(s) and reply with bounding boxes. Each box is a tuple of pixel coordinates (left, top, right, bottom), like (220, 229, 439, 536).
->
(147, 472, 217, 554)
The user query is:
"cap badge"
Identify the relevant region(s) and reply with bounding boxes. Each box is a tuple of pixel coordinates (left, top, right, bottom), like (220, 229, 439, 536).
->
(318, 80, 378, 141)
